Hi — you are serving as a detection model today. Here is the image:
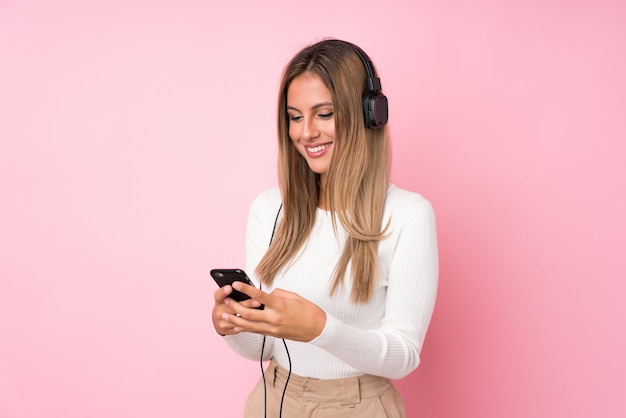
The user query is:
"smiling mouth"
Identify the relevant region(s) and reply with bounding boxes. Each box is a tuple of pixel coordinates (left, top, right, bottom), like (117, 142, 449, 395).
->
(306, 143, 332, 155)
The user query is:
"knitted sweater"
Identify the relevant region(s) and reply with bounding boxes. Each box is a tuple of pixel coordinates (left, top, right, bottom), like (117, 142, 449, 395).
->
(224, 184, 439, 380)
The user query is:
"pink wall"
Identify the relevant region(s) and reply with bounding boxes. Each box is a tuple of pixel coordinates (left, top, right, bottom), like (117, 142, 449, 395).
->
(1, 1, 624, 417)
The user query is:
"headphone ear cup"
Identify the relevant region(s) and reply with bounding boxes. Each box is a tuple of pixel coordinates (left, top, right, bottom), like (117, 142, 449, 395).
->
(363, 92, 389, 129)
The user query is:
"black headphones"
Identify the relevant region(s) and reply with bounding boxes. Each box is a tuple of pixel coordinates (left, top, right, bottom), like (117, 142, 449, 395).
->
(341, 41, 389, 129)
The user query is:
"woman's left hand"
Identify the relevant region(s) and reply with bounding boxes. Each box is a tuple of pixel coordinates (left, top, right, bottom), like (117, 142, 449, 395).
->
(220, 281, 327, 342)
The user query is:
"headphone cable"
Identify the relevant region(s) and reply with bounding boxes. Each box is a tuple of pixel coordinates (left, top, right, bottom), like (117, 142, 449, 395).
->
(279, 339, 291, 417)
(259, 337, 291, 418)
(259, 203, 291, 417)
(260, 336, 267, 418)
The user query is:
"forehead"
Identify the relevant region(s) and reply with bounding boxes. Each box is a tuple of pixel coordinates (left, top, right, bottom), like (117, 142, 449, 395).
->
(287, 73, 332, 107)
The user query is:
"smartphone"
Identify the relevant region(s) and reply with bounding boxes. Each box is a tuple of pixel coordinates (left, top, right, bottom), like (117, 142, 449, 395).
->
(210, 268, 264, 310)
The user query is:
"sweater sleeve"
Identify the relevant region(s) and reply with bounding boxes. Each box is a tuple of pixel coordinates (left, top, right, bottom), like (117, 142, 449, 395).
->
(310, 199, 439, 379)
(224, 332, 274, 362)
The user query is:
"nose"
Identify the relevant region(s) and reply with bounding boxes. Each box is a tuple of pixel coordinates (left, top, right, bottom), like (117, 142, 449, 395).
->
(302, 117, 320, 141)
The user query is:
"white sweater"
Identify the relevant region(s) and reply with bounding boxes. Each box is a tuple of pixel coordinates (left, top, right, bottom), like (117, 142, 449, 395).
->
(224, 184, 439, 380)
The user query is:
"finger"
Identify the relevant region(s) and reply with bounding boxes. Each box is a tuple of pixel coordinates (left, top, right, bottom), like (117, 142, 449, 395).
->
(221, 312, 257, 334)
(239, 298, 263, 309)
(231, 282, 270, 305)
(213, 309, 240, 336)
(214, 285, 233, 303)
(227, 305, 272, 333)
(216, 324, 242, 336)
(224, 298, 259, 318)
(216, 302, 253, 332)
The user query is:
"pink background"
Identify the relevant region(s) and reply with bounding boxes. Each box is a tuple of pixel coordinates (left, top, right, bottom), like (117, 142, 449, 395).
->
(1, 0, 625, 417)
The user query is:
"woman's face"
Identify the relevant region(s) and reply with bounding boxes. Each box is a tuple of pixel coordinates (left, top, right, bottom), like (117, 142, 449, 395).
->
(286, 72, 336, 185)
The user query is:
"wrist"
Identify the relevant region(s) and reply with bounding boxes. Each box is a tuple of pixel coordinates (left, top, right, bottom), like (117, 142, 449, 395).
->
(310, 308, 327, 341)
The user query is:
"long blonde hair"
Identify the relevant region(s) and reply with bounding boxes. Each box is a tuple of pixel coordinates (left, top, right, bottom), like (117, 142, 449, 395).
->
(255, 39, 390, 303)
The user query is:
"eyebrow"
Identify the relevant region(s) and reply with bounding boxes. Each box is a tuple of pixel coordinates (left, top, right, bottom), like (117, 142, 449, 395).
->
(286, 102, 334, 112)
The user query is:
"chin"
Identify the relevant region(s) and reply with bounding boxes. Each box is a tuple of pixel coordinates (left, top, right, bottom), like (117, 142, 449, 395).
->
(307, 166, 329, 176)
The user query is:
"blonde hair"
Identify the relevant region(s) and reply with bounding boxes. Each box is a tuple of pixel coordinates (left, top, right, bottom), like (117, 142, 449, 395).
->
(255, 39, 390, 303)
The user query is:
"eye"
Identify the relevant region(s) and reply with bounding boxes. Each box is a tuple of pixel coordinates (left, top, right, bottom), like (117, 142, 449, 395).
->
(318, 112, 334, 120)
(288, 114, 303, 122)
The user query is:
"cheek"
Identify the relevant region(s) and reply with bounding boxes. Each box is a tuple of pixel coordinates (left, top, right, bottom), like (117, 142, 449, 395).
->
(325, 120, 336, 139)
(288, 124, 300, 143)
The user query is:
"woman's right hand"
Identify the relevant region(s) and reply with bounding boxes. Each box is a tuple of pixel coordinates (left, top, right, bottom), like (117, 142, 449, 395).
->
(211, 285, 262, 336)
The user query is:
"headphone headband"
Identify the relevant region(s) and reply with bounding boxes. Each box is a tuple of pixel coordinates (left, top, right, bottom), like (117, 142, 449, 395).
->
(340, 41, 389, 129)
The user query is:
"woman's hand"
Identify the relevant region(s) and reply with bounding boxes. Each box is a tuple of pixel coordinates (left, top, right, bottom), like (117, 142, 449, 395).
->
(217, 282, 327, 342)
(211, 285, 262, 336)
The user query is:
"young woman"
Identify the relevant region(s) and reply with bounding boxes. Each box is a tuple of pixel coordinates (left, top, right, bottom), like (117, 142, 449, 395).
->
(212, 39, 439, 418)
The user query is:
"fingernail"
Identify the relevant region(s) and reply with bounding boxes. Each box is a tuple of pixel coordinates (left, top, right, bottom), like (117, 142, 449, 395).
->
(221, 313, 229, 320)
(232, 282, 242, 290)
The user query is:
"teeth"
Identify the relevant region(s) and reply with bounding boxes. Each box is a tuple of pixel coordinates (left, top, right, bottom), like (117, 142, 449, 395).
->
(308, 144, 329, 153)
